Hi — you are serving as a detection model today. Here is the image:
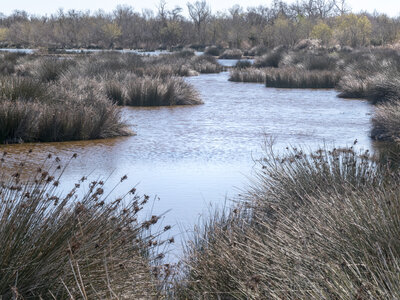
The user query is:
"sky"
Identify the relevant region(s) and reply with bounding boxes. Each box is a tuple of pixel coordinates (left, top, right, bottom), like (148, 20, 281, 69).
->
(0, 0, 399, 17)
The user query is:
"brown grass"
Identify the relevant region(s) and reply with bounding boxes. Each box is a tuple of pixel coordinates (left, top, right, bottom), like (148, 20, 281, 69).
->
(175, 143, 400, 299)
(0, 152, 172, 299)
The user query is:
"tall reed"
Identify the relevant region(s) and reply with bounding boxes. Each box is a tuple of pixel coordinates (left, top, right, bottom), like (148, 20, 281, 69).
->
(175, 144, 400, 299)
(0, 152, 172, 299)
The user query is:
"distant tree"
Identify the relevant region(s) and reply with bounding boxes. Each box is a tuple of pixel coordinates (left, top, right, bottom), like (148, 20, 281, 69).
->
(370, 13, 399, 45)
(102, 22, 122, 47)
(0, 27, 8, 42)
(336, 13, 371, 46)
(187, 0, 210, 44)
(311, 21, 333, 44)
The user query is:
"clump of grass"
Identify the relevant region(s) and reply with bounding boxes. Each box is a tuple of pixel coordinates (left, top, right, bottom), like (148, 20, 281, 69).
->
(337, 49, 400, 102)
(0, 153, 172, 299)
(371, 101, 400, 143)
(0, 77, 131, 143)
(0, 52, 25, 75)
(281, 51, 338, 71)
(254, 49, 285, 68)
(219, 49, 243, 59)
(229, 68, 266, 83)
(244, 45, 269, 57)
(125, 76, 202, 106)
(337, 72, 367, 98)
(175, 144, 400, 299)
(204, 46, 220, 56)
(189, 55, 222, 74)
(0, 76, 48, 101)
(33, 58, 76, 82)
(104, 80, 125, 105)
(265, 67, 341, 88)
(367, 73, 400, 104)
(234, 60, 252, 69)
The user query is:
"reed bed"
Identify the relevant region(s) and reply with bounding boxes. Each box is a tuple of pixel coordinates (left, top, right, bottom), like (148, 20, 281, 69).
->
(0, 76, 130, 143)
(229, 68, 267, 83)
(123, 76, 202, 106)
(175, 144, 400, 299)
(371, 101, 400, 143)
(219, 49, 243, 59)
(265, 67, 341, 88)
(0, 49, 214, 143)
(280, 50, 338, 71)
(337, 49, 400, 102)
(0, 152, 172, 299)
(253, 50, 285, 68)
(204, 46, 221, 56)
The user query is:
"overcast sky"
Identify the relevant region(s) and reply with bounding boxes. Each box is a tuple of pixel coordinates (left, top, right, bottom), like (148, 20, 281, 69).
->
(1, 0, 399, 17)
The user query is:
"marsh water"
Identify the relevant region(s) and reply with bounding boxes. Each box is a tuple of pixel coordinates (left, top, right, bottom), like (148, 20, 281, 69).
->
(1, 69, 373, 257)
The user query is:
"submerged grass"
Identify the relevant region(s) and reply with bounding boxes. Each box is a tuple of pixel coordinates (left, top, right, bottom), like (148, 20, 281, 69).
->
(175, 143, 400, 299)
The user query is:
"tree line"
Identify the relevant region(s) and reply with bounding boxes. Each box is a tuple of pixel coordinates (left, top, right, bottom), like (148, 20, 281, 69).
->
(0, 0, 399, 50)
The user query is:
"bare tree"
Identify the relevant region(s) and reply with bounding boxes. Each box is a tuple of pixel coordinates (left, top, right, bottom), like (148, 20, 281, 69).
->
(187, 0, 210, 44)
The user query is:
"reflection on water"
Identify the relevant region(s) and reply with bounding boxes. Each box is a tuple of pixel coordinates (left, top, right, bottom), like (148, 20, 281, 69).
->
(0, 71, 373, 258)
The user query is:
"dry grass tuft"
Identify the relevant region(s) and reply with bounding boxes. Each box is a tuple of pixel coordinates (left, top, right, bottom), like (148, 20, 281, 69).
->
(0, 152, 172, 299)
(175, 143, 400, 299)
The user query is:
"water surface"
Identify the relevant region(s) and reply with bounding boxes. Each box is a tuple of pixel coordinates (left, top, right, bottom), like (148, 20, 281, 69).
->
(1, 71, 373, 257)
